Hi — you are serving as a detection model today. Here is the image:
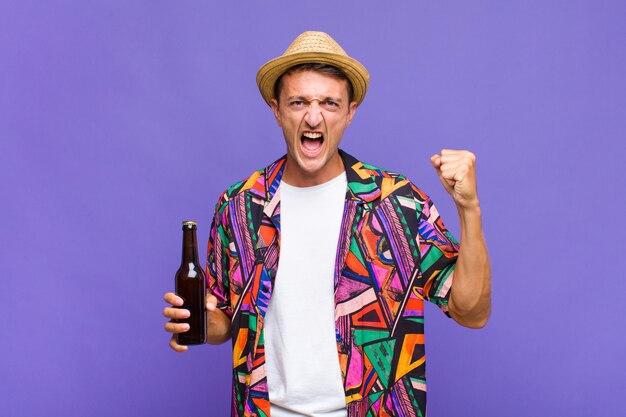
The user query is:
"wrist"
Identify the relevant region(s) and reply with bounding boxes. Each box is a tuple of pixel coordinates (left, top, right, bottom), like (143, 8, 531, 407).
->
(457, 200, 481, 215)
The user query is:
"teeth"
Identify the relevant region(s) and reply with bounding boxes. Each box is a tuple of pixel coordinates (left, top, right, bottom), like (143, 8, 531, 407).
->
(302, 132, 322, 139)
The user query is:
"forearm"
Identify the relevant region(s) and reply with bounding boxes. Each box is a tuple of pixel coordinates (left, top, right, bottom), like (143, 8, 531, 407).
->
(449, 205, 492, 328)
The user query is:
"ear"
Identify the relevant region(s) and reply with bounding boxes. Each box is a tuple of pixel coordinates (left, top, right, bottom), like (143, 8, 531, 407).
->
(346, 101, 357, 125)
(270, 98, 282, 127)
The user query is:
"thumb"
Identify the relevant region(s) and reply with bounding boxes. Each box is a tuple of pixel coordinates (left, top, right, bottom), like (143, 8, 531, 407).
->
(206, 292, 218, 312)
(430, 155, 455, 193)
(430, 154, 441, 169)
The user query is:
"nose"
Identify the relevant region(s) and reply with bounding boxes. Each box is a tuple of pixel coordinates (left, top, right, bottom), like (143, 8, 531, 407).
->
(304, 100, 323, 128)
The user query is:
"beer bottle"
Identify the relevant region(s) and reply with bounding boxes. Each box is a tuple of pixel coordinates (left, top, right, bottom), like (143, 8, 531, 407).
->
(175, 221, 207, 345)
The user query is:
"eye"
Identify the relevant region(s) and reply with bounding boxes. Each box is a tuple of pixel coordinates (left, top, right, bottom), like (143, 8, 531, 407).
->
(289, 100, 305, 108)
(322, 100, 340, 111)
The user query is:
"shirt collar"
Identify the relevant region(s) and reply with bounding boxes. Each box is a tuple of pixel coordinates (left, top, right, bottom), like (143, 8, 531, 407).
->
(253, 149, 382, 205)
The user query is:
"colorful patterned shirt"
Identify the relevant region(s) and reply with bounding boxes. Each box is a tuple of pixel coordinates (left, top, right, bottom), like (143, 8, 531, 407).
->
(207, 150, 459, 417)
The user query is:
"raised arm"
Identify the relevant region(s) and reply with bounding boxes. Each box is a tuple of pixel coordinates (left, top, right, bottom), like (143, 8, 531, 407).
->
(430, 150, 491, 328)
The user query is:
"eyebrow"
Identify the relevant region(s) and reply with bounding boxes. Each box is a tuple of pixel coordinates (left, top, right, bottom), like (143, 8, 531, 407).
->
(286, 95, 344, 103)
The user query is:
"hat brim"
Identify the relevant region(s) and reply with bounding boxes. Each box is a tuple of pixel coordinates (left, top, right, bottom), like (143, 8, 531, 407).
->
(256, 52, 369, 107)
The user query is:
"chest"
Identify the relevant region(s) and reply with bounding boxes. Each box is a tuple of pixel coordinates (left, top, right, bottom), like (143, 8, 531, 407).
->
(227, 191, 423, 328)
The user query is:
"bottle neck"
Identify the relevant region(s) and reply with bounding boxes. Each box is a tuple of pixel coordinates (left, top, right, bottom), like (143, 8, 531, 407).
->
(181, 225, 200, 265)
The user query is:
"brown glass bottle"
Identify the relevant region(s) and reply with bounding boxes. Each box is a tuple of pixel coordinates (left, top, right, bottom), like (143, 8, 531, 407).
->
(175, 221, 207, 345)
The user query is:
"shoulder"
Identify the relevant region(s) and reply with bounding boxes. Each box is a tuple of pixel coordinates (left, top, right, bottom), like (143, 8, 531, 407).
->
(354, 159, 408, 182)
(212, 155, 284, 213)
(343, 152, 435, 223)
(213, 169, 260, 213)
(344, 153, 428, 204)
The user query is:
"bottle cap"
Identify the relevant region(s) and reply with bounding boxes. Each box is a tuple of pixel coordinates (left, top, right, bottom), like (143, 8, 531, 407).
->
(182, 220, 197, 227)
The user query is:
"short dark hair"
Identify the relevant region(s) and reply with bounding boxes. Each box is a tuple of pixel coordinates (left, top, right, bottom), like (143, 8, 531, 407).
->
(273, 63, 354, 104)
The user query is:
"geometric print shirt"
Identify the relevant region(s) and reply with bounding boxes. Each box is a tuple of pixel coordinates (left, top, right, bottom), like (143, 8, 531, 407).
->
(206, 149, 459, 417)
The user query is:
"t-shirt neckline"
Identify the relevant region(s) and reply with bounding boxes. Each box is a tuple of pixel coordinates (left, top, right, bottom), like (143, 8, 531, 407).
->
(280, 171, 347, 194)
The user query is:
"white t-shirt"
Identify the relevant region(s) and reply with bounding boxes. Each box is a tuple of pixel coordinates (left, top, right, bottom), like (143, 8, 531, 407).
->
(264, 172, 348, 417)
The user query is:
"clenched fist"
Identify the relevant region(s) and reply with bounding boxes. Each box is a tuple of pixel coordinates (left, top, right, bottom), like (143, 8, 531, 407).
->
(430, 149, 479, 210)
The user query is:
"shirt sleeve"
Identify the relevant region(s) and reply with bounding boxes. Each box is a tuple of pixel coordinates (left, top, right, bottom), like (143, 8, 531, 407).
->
(417, 195, 460, 316)
(206, 192, 233, 318)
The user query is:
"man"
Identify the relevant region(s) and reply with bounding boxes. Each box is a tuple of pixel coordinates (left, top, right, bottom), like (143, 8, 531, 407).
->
(163, 31, 491, 417)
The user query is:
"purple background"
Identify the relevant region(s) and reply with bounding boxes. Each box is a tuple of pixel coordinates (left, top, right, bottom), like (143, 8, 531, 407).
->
(2, 1, 625, 416)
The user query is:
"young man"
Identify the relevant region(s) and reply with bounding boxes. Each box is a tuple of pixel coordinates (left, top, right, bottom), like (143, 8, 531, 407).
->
(163, 31, 491, 417)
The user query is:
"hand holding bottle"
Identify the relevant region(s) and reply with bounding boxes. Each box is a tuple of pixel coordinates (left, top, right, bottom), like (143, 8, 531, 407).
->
(163, 291, 220, 352)
(163, 220, 232, 351)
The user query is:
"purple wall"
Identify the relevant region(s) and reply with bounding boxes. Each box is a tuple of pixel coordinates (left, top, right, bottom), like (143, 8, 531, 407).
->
(2, 1, 625, 416)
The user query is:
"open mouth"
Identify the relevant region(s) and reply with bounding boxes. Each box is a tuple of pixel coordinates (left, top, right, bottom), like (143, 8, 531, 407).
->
(300, 132, 324, 157)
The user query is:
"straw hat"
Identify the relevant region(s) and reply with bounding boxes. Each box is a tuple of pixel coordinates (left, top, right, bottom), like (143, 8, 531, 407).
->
(256, 31, 369, 107)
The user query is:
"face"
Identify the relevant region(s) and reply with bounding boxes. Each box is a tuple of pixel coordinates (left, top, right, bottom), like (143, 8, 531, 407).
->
(270, 70, 357, 187)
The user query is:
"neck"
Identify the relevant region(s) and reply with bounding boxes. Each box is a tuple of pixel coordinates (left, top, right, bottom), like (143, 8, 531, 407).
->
(282, 153, 344, 187)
